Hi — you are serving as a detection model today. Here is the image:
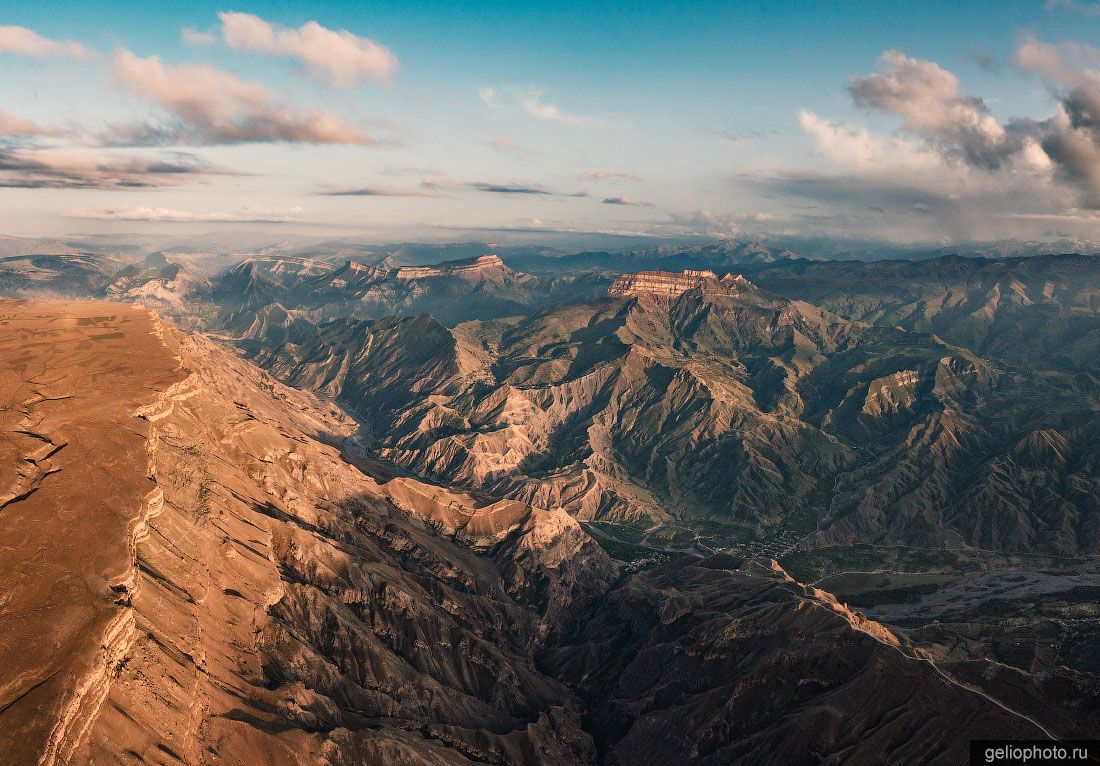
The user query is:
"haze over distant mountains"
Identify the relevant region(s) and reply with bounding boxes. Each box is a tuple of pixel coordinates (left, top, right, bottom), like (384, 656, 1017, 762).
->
(2, 233, 1099, 764)
(12, 1, 1100, 761)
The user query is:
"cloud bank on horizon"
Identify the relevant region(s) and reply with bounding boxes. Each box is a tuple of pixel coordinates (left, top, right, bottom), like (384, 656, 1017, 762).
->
(4, 2, 1100, 243)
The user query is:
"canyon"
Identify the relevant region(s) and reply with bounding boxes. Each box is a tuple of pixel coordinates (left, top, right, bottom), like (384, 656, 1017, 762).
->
(0, 298, 1079, 765)
(1, 240, 1098, 764)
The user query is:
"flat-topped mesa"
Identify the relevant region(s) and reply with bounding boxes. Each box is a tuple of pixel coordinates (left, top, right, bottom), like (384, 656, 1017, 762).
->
(394, 254, 506, 280)
(607, 269, 755, 299)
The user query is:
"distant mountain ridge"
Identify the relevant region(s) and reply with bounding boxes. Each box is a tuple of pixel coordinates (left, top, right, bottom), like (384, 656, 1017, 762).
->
(2, 244, 1099, 762)
(212, 251, 610, 329)
(742, 253, 1100, 374)
(240, 268, 1100, 558)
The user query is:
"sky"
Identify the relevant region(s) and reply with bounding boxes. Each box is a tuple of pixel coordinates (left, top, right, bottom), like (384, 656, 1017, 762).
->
(5, 1, 1100, 243)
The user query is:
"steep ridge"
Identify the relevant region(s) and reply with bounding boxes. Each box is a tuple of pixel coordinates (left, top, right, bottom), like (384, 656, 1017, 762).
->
(248, 270, 1100, 555)
(0, 301, 184, 766)
(65, 316, 614, 765)
(0, 299, 1073, 764)
(546, 557, 1050, 764)
(743, 253, 1100, 374)
(0, 299, 608, 764)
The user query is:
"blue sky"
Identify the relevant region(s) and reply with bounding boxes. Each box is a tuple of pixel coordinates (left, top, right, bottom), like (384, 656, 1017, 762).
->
(3, 1, 1100, 242)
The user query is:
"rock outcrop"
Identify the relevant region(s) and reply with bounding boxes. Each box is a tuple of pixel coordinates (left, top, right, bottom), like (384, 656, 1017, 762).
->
(606, 269, 754, 299)
(0, 301, 184, 766)
(248, 270, 1100, 556)
(0, 299, 1080, 764)
(394, 254, 509, 280)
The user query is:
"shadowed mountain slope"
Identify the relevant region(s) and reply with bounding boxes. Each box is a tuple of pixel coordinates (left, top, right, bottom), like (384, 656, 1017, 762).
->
(743, 254, 1100, 375)
(0, 299, 1067, 765)
(247, 270, 1100, 557)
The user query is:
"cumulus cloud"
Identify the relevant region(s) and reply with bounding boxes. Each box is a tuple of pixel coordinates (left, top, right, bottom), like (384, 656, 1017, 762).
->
(1013, 37, 1100, 83)
(0, 146, 225, 189)
(218, 12, 397, 87)
(602, 196, 652, 206)
(108, 49, 373, 145)
(773, 47, 1095, 238)
(580, 169, 641, 182)
(1016, 37, 1100, 207)
(848, 49, 1020, 169)
(0, 26, 93, 59)
(479, 86, 596, 126)
(798, 109, 941, 171)
(64, 204, 302, 223)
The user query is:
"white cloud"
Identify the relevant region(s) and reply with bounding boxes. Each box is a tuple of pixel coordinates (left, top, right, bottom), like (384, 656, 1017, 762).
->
(777, 46, 1086, 240)
(0, 26, 93, 59)
(218, 12, 398, 87)
(1015, 36, 1100, 206)
(480, 86, 596, 126)
(798, 109, 941, 171)
(848, 50, 1013, 169)
(64, 204, 303, 223)
(181, 27, 215, 46)
(1015, 36, 1100, 87)
(109, 49, 374, 145)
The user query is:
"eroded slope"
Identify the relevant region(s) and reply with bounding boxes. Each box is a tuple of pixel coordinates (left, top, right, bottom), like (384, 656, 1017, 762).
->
(0, 301, 184, 766)
(0, 299, 1077, 765)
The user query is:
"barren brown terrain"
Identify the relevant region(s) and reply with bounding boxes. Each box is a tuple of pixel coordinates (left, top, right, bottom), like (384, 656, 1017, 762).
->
(1, 297, 1072, 765)
(7, 0, 1100, 757)
(0, 301, 184, 765)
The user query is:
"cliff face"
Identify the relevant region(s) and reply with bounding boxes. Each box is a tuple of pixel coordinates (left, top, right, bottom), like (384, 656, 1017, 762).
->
(394, 254, 509, 280)
(250, 271, 1100, 557)
(606, 269, 754, 299)
(72, 325, 615, 765)
(0, 301, 185, 766)
(0, 299, 1077, 764)
(1, 299, 617, 765)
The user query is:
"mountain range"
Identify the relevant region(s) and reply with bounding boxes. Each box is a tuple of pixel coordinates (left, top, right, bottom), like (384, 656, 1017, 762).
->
(0, 236, 1098, 764)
